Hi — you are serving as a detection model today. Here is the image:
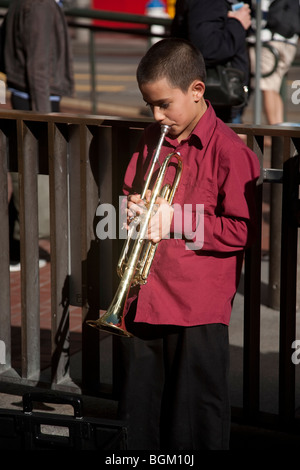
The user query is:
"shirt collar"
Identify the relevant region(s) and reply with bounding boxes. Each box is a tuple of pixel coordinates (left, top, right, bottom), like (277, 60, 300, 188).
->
(165, 100, 217, 150)
(190, 101, 217, 149)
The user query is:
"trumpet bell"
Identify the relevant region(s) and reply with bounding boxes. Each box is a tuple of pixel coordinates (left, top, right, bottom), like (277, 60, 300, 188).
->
(86, 311, 133, 338)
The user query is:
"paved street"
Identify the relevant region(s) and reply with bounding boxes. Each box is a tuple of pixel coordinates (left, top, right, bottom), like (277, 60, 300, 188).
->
(61, 33, 149, 117)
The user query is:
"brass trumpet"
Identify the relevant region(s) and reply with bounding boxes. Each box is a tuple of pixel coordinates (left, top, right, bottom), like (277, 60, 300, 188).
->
(86, 125, 183, 337)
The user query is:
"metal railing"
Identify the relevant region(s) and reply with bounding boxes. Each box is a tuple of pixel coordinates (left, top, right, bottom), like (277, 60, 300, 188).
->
(0, 110, 148, 388)
(0, 110, 299, 435)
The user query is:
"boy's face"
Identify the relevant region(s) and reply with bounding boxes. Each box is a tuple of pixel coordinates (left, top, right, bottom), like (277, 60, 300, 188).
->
(139, 77, 206, 142)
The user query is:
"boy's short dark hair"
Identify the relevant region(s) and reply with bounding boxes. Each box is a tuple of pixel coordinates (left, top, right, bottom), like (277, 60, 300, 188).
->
(136, 38, 207, 92)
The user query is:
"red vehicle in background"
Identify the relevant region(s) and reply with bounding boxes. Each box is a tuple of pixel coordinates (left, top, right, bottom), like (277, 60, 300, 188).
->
(92, 0, 174, 28)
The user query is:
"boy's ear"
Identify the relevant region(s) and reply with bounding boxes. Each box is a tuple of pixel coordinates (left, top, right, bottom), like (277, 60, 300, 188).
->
(191, 80, 205, 102)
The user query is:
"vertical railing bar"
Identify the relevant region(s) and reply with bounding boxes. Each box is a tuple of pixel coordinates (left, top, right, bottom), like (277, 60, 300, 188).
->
(18, 120, 40, 380)
(97, 125, 114, 309)
(278, 137, 298, 429)
(89, 29, 97, 114)
(0, 127, 11, 370)
(268, 136, 284, 309)
(242, 132, 263, 422)
(68, 124, 82, 308)
(48, 121, 71, 386)
(80, 123, 100, 391)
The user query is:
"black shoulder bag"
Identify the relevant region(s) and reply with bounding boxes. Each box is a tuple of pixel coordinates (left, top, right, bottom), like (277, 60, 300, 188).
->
(204, 64, 248, 107)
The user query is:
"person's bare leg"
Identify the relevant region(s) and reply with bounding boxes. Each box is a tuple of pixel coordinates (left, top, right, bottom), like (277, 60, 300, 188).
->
(263, 89, 284, 124)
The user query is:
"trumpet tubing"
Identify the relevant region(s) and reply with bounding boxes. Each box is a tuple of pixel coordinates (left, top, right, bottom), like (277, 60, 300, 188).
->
(86, 125, 183, 337)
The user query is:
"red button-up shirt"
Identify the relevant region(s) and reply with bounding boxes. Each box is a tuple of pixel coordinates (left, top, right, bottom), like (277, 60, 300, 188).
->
(123, 104, 260, 326)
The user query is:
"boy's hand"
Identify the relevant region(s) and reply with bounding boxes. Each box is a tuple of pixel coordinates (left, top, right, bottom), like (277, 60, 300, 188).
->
(126, 192, 174, 243)
(147, 196, 174, 243)
(126, 193, 145, 228)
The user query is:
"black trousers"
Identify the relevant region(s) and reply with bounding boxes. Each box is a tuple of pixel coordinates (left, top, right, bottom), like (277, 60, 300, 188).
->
(117, 308, 231, 450)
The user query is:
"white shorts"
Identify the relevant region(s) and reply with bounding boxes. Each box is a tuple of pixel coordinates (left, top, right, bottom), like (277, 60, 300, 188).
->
(249, 41, 298, 92)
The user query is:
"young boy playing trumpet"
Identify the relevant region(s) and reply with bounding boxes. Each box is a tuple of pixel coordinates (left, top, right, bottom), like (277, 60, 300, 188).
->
(117, 38, 260, 450)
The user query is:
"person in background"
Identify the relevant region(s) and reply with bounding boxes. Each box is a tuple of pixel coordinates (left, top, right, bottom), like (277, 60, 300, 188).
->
(3, 0, 74, 270)
(171, 0, 252, 122)
(4, 0, 74, 113)
(248, 0, 299, 124)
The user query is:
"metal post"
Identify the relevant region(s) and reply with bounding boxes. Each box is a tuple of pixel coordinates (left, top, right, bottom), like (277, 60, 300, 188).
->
(279, 153, 299, 429)
(89, 29, 97, 114)
(268, 137, 283, 309)
(18, 122, 41, 380)
(254, 0, 262, 125)
(0, 129, 11, 371)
